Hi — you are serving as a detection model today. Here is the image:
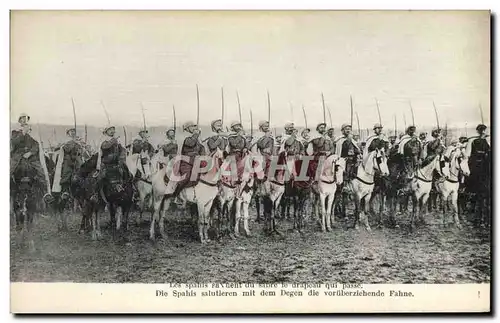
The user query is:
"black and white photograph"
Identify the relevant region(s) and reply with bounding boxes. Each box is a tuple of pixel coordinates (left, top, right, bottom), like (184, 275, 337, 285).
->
(9, 9, 491, 313)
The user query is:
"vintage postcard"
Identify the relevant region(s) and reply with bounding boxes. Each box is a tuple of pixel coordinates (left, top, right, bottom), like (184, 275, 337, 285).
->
(9, 10, 491, 313)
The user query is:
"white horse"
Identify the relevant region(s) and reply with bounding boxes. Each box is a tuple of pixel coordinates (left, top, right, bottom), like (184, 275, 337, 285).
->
(150, 149, 224, 243)
(233, 153, 266, 237)
(347, 148, 390, 231)
(409, 153, 450, 229)
(126, 151, 154, 226)
(312, 154, 346, 232)
(435, 146, 470, 228)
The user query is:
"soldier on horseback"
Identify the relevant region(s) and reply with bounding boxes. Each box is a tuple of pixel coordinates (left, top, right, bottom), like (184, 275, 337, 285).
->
(419, 132, 428, 146)
(164, 121, 206, 196)
(132, 128, 155, 158)
(95, 125, 128, 189)
(225, 121, 248, 195)
(10, 113, 48, 195)
(205, 119, 228, 155)
(299, 128, 311, 154)
(421, 128, 445, 161)
(255, 121, 274, 180)
(158, 127, 179, 160)
(363, 123, 389, 158)
(335, 124, 362, 193)
(51, 127, 84, 198)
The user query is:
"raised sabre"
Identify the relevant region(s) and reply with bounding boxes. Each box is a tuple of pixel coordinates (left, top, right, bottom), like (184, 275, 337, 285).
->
(355, 112, 361, 139)
(409, 100, 415, 126)
(432, 100, 440, 130)
(140, 102, 147, 131)
(327, 105, 333, 129)
(394, 115, 397, 137)
(100, 100, 111, 125)
(71, 97, 77, 134)
(302, 105, 308, 129)
(250, 110, 254, 137)
(237, 90, 242, 125)
(123, 126, 128, 150)
(403, 114, 407, 130)
(350, 95, 354, 127)
(321, 93, 326, 124)
(375, 98, 382, 125)
(172, 105, 176, 131)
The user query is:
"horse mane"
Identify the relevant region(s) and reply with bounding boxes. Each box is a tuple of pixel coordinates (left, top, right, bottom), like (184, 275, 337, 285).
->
(78, 153, 98, 177)
(403, 138, 421, 156)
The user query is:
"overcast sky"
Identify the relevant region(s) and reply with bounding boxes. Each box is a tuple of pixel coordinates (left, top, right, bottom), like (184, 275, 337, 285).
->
(11, 10, 490, 130)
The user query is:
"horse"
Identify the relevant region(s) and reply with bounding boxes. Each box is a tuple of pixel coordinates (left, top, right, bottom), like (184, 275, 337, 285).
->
(386, 137, 422, 220)
(346, 149, 390, 231)
(126, 151, 154, 226)
(312, 155, 346, 232)
(11, 158, 44, 252)
(71, 154, 105, 240)
(100, 157, 135, 239)
(150, 149, 224, 243)
(408, 153, 450, 230)
(232, 153, 266, 237)
(435, 146, 470, 228)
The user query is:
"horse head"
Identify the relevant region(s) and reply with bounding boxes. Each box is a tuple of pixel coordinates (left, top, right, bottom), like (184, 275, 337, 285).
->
(446, 146, 470, 178)
(436, 153, 451, 180)
(373, 148, 389, 177)
(12, 158, 39, 192)
(334, 156, 346, 185)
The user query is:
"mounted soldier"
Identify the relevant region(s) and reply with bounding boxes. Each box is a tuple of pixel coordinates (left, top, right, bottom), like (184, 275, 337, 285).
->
(10, 113, 49, 196)
(255, 120, 274, 180)
(51, 127, 84, 198)
(421, 128, 445, 161)
(158, 127, 179, 161)
(164, 121, 206, 197)
(326, 127, 336, 154)
(299, 128, 311, 155)
(279, 123, 303, 180)
(363, 123, 389, 158)
(224, 121, 248, 192)
(335, 124, 362, 192)
(132, 128, 155, 158)
(95, 125, 128, 189)
(205, 119, 229, 156)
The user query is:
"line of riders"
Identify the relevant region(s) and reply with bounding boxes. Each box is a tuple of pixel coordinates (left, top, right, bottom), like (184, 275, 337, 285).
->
(11, 111, 491, 245)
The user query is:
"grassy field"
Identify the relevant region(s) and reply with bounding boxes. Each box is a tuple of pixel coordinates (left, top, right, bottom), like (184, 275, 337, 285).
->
(10, 203, 491, 284)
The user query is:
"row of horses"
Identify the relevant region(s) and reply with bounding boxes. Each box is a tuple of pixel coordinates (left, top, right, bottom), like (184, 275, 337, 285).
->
(11, 139, 481, 251)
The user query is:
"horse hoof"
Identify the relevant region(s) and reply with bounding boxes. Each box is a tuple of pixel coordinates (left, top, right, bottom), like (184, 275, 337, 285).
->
(354, 224, 360, 231)
(365, 226, 372, 232)
(205, 238, 211, 243)
(326, 227, 332, 232)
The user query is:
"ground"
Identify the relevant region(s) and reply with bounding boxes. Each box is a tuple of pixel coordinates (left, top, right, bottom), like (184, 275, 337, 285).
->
(10, 202, 491, 284)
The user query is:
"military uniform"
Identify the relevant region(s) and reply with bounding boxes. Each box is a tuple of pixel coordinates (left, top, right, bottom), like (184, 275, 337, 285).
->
(159, 138, 178, 159)
(10, 125, 48, 191)
(131, 135, 155, 157)
(335, 134, 361, 181)
(52, 130, 84, 193)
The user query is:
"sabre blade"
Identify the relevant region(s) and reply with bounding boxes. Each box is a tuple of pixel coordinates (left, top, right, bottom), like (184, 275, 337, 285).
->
(237, 90, 242, 125)
(432, 100, 440, 130)
(250, 110, 253, 137)
(409, 100, 415, 126)
(321, 93, 326, 124)
(221, 87, 224, 126)
(172, 105, 176, 131)
(71, 97, 77, 133)
(100, 100, 111, 124)
(350, 95, 354, 127)
(302, 105, 308, 129)
(327, 105, 333, 128)
(267, 90, 271, 125)
(375, 98, 382, 125)
(356, 112, 361, 138)
(479, 103, 484, 124)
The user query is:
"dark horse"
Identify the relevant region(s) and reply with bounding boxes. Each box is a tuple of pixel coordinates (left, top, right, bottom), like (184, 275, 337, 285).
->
(386, 138, 422, 224)
(72, 153, 134, 240)
(11, 158, 45, 252)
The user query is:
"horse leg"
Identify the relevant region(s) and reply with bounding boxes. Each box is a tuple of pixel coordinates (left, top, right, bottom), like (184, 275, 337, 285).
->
(319, 194, 326, 232)
(234, 199, 241, 237)
(255, 195, 262, 223)
(362, 194, 372, 231)
(159, 198, 171, 240)
(326, 193, 335, 232)
(136, 194, 144, 226)
(449, 191, 461, 229)
(353, 193, 361, 230)
(243, 198, 252, 237)
(108, 204, 117, 239)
